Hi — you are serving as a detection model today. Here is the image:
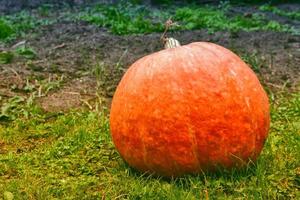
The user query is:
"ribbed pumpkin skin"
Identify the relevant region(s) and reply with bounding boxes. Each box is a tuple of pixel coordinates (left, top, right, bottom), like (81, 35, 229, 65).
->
(110, 42, 270, 177)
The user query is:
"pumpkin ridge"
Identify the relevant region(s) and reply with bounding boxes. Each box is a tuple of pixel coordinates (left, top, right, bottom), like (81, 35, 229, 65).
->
(180, 49, 202, 172)
(140, 57, 155, 173)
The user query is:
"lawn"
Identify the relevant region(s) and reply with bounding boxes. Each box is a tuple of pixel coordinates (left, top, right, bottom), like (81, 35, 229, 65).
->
(0, 92, 299, 199)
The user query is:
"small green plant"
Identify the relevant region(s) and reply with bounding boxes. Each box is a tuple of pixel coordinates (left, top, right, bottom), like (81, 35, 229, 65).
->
(151, 0, 173, 4)
(0, 51, 14, 64)
(259, 4, 300, 20)
(0, 19, 14, 40)
(15, 46, 37, 59)
(0, 46, 37, 65)
(0, 96, 25, 121)
(78, 3, 165, 34)
(241, 51, 263, 73)
(93, 62, 106, 88)
(37, 4, 53, 17)
(0, 11, 55, 42)
(78, 2, 296, 35)
(174, 6, 294, 34)
(0, 75, 64, 121)
(40, 75, 64, 96)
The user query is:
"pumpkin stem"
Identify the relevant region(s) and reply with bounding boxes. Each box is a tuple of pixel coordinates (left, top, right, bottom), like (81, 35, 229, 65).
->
(161, 18, 181, 49)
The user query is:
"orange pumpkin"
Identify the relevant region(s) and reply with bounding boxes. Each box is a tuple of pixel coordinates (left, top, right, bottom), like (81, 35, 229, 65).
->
(110, 41, 270, 177)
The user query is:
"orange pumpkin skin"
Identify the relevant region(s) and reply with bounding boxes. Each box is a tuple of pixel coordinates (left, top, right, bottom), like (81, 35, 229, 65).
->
(110, 42, 270, 177)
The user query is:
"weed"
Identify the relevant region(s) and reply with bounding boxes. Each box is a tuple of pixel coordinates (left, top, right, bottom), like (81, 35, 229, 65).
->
(152, 0, 173, 4)
(78, 2, 296, 35)
(0, 75, 64, 121)
(0, 51, 14, 64)
(40, 75, 65, 96)
(174, 7, 295, 34)
(241, 51, 264, 73)
(78, 3, 165, 35)
(0, 96, 25, 121)
(93, 62, 106, 88)
(259, 4, 300, 20)
(1, 2, 297, 39)
(37, 4, 53, 17)
(15, 46, 37, 59)
(230, 0, 300, 5)
(0, 46, 36, 65)
(0, 19, 14, 40)
(0, 11, 55, 42)
(92, 61, 124, 98)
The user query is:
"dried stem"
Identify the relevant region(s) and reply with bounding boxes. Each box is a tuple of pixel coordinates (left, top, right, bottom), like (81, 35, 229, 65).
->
(160, 18, 181, 49)
(160, 17, 174, 43)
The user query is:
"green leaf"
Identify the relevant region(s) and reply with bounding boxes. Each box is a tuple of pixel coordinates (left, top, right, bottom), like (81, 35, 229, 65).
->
(0, 51, 14, 64)
(15, 46, 37, 59)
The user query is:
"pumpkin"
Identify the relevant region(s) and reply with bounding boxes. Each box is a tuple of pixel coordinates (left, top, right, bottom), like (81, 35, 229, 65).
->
(110, 38, 270, 177)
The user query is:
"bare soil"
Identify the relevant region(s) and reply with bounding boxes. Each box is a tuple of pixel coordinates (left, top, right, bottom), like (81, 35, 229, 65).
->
(0, 7, 299, 112)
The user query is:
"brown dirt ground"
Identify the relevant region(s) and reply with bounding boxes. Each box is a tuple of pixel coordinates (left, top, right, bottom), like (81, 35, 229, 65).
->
(0, 20, 299, 112)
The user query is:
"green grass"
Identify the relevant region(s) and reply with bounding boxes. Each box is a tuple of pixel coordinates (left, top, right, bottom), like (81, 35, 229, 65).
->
(0, 91, 299, 199)
(0, 11, 54, 42)
(15, 46, 37, 60)
(78, 3, 296, 35)
(0, 75, 64, 121)
(0, 51, 14, 64)
(173, 7, 292, 33)
(0, 19, 14, 40)
(78, 3, 166, 35)
(0, 46, 37, 65)
(1, 2, 298, 41)
(173, 6, 297, 34)
(259, 4, 300, 20)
